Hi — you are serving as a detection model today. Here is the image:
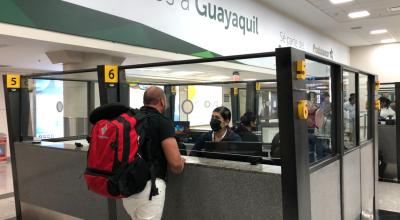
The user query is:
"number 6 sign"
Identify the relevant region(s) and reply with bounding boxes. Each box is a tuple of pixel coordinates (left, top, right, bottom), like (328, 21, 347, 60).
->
(104, 65, 118, 83)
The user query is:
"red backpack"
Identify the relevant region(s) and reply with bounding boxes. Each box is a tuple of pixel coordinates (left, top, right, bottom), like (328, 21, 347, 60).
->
(84, 103, 158, 200)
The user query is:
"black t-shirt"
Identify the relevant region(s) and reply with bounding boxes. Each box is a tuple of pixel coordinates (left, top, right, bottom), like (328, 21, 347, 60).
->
(140, 106, 175, 180)
(234, 125, 259, 142)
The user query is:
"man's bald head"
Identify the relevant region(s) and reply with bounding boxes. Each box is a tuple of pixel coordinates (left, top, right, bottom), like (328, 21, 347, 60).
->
(143, 86, 166, 106)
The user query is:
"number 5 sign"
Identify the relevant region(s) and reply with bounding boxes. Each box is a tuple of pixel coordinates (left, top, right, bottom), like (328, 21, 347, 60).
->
(6, 74, 21, 89)
(104, 65, 118, 83)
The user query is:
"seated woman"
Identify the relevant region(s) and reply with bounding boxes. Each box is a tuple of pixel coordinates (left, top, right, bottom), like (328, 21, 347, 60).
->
(234, 112, 259, 142)
(190, 106, 241, 156)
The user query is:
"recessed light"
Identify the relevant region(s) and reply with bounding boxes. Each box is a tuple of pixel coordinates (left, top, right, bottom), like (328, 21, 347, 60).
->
(169, 71, 203, 76)
(381, 38, 396, 44)
(348, 10, 370, 19)
(370, 29, 388, 35)
(388, 6, 400, 12)
(330, 0, 353, 4)
(350, 26, 363, 30)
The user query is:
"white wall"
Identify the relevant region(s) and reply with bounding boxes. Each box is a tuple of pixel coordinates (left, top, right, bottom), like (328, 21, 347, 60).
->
(351, 43, 400, 82)
(0, 75, 10, 158)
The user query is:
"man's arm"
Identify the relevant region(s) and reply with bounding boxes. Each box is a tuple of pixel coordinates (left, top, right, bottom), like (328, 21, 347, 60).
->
(161, 137, 185, 174)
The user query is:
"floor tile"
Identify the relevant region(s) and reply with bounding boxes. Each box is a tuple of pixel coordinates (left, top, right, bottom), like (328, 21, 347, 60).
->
(0, 162, 13, 195)
(0, 197, 16, 220)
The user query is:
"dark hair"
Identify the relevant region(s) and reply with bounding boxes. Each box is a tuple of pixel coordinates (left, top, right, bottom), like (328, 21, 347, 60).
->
(349, 93, 356, 102)
(240, 112, 256, 126)
(379, 96, 391, 108)
(213, 106, 232, 122)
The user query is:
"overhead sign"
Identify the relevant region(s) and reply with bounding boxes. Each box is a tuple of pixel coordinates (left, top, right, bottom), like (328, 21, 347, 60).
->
(61, 0, 350, 64)
(6, 74, 21, 89)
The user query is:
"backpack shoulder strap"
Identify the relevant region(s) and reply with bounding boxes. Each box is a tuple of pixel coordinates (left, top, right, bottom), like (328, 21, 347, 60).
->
(133, 109, 159, 200)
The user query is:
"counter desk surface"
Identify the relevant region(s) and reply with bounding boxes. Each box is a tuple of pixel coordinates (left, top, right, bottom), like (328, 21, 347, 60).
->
(31, 140, 281, 175)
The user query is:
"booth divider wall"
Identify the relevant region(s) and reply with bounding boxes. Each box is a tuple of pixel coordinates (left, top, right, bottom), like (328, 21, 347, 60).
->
(3, 47, 378, 220)
(377, 83, 400, 182)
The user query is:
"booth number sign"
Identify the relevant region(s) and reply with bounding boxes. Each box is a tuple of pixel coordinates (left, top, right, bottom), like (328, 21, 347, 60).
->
(104, 65, 118, 83)
(6, 74, 21, 89)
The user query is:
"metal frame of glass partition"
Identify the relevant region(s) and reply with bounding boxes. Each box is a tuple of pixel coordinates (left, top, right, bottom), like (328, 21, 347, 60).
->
(378, 82, 400, 182)
(3, 47, 378, 220)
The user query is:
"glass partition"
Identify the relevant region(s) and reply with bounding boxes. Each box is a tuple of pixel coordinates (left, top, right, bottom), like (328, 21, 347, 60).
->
(129, 84, 164, 109)
(305, 60, 333, 163)
(359, 74, 369, 142)
(27, 71, 98, 140)
(343, 71, 357, 149)
(378, 84, 396, 121)
(124, 56, 277, 165)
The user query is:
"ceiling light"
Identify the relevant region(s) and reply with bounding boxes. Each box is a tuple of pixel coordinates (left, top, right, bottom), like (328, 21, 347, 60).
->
(210, 75, 230, 81)
(381, 38, 396, 44)
(348, 11, 370, 19)
(135, 67, 171, 72)
(330, 0, 353, 4)
(169, 71, 203, 76)
(350, 26, 362, 30)
(388, 6, 400, 12)
(370, 29, 388, 35)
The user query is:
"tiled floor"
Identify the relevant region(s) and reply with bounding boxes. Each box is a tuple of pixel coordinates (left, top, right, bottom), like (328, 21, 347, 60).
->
(0, 161, 15, 220)
(2, 160, 400, 219)
(379, 181, 400, 213)
(0, 162, 13, 195)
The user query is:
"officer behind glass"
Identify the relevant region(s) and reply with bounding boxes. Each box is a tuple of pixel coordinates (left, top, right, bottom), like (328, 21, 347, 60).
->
(190, 106, 241, 156)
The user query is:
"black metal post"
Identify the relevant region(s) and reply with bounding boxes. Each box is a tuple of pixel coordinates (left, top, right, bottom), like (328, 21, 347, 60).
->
(275, 47, 311, 220)
(355, 74, 360, 147)
(395, 83, 400, 180)
(231, 88, 240, 125)
(164, 85, 175, 120)
(2, 75, 22, 220)
(246, 81, 257, 114)
(87, 81, 95, 134)
(371, 75, 378, 219)
(332, 65, 345, 220)
(96, 66, 129, 220)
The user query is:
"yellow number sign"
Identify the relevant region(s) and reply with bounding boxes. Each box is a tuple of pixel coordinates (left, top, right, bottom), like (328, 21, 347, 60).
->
(256, 82, 261, 91)
(6, 74, 21, 89)
(104, 65, 118, 83)
(297, 100, 309, 120)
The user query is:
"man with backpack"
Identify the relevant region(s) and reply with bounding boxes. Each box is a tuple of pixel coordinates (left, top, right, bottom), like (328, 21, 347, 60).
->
(122, 86, 185, 220)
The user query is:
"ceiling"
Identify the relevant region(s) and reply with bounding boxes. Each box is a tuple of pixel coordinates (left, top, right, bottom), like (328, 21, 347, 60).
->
(259, 0, 400, 46)
(0, 34, 276, 83)
(2, 0, 399, 81)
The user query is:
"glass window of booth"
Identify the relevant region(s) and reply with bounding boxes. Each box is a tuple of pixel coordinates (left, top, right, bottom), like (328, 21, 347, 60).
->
(124, 56, 278, 165)
(305, 60, 333, 163)
(29, 71, 98, 140)
(378, 84, 396, 121)
(129, 84, 164, 109)
(359, 74, 369, 142)
(343, 71, 357, 149)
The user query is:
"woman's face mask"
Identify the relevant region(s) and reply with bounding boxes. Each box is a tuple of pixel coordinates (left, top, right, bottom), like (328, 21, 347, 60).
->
(210, 118, 222, 132)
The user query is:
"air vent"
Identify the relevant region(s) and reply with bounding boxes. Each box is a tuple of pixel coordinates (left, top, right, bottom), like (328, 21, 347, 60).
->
(351, 26, 363, 30)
